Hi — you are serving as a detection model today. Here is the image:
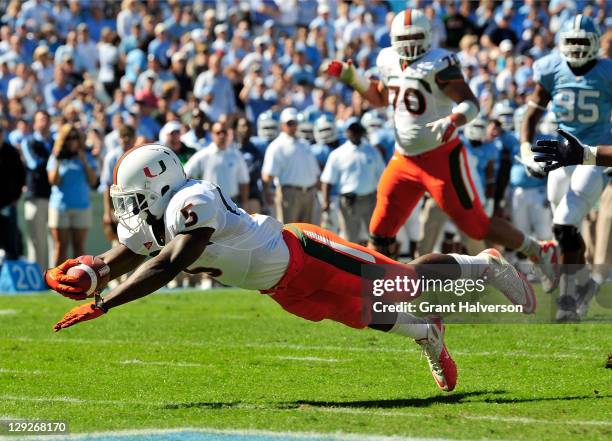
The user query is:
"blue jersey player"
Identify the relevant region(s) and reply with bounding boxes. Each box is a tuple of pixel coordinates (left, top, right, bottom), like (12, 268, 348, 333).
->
(461, 116, 499, 216)
(521, 14, 612, 321)
(251, 110, 280, 155)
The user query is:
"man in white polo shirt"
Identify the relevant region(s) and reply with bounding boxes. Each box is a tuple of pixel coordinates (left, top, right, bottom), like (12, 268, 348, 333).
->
(321, 118, 385, 243)
(262, 107, 320, 223)
(184, 122, 250, 208)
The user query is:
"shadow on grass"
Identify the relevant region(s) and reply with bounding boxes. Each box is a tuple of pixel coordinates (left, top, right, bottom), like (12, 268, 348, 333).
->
(294, 390, 500, 408)
(161, 390, 609, 411)
(294, 391, 610, 408)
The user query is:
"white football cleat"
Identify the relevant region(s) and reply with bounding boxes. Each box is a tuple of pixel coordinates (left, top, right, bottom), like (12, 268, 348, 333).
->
(415, 316, 457, 392)
(480, 248, 536, 314)
(531, 241, 560, 293)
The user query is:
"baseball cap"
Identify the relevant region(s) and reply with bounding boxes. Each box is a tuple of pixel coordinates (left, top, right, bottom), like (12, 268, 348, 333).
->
(317, 4, 330, 14)
(135, 89, 158, 108)
(499, 39, 514, 52)
(214, 23, 228, 35)
(280, 107, 298, 123)
(160, 120, 182, 142)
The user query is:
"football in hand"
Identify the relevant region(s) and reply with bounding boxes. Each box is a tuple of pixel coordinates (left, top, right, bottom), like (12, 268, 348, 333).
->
(65, 255, 111, 296)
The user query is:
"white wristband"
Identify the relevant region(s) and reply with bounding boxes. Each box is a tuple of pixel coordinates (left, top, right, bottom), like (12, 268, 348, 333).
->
(583, 145, 598, 165)
(454, 100, 479, 124)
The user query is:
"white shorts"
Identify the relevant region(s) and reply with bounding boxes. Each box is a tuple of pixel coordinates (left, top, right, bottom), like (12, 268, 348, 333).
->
(48, 207, 92, 229)
(511, 186, 552, 240)
(548, 165, 607, 227)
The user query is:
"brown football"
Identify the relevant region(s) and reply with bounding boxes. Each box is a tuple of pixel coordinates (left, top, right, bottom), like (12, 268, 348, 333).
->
(66, 255, 110, 296)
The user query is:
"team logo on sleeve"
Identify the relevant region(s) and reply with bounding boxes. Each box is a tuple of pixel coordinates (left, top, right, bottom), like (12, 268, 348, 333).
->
(143, 160, 167, 178)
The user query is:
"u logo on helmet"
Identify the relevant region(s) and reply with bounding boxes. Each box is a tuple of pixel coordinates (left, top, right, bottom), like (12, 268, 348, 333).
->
(143, 160, 167, 178)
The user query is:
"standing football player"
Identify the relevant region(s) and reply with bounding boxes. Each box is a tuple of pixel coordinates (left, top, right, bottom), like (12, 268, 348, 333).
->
(521, 14, 612, 321)
(325, 9, 558, 286)
(46, 144, 537, 393)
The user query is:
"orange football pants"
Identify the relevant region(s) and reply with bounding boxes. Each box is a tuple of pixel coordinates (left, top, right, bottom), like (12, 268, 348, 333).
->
(369, 138, 491, 240)
(261, 224, 418, 329)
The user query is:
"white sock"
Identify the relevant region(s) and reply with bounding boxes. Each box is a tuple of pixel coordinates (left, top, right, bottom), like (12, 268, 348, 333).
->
(517, 234, 540, 258)
(592, 272, 605, 286)
(559, 273, 577, 300)
(449, 253, 489, 280)
(389, 312, 429, 341)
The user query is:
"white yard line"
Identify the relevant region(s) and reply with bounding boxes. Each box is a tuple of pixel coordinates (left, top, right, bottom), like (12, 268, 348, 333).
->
(0, 395, 609, 428)
(271, 356, 344, 363)
(0, 368, 42, 375)
(306, 406, 612, 427)
(0, 336, 599, 359)
(0, 310, 17, 315)
(116, 359, 205, 368)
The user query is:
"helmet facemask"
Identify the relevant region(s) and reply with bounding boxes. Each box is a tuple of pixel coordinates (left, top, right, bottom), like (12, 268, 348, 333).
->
(111, 185, 162, 233)
(560, 32, 599, 67)
(392, 30, 430, 62)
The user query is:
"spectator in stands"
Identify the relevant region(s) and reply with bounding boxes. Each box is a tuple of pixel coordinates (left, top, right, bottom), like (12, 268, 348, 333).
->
(482, 14, 518, 48)
(116, 0, 141, 40)
(159, 120, 196, 165)
(193, 52, 237, 121)
(76, 23, 98, 74)
(20, 111, 52, 270)
(181, 108, 210, 151)
(44, 66, 73, 116)
(98, 27, 119, 97)
(47, 124, 98, 266)
(262, 107, 320, 223)
(0, 123, 25, 261)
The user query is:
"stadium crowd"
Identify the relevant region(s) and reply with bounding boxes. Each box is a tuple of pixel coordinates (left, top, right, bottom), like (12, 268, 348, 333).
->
(0, 0, 610, 286)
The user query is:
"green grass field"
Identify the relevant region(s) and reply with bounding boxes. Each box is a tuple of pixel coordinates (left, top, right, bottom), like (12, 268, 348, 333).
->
(0, 287, 610, 441)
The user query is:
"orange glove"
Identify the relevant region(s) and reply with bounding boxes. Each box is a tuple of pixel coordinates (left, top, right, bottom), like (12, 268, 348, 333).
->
(53, 301, 106, 332)
(44, 258, 87, 300)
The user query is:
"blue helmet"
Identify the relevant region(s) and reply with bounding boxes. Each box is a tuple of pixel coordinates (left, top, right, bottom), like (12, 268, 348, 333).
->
(463, 115, 487, 143)
(297, 111, 317, 143)
(559, 14, 601, 67)
(257, 110, 279, 141)
(491, 100, 515, 132)
(313, 115, 338, 144)
(360, 110, 385, 134)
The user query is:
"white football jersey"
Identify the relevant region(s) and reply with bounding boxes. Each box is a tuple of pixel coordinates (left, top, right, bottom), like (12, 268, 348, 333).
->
(377, 47, 460, 155)
(118, 179, 289, 290)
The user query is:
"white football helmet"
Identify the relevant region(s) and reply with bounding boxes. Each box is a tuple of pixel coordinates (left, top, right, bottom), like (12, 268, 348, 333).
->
(491, 101, 515, 132)
(297, 112, 315, 143)
(313, 116, 338, 144)
(559, 14, 600, 67)
(256, 110, 279, 141)
(110, 144, 187, 233)
(390, 9, 432, 62)
(463, 116, 487, 143)
(361, 110, 385, 135)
